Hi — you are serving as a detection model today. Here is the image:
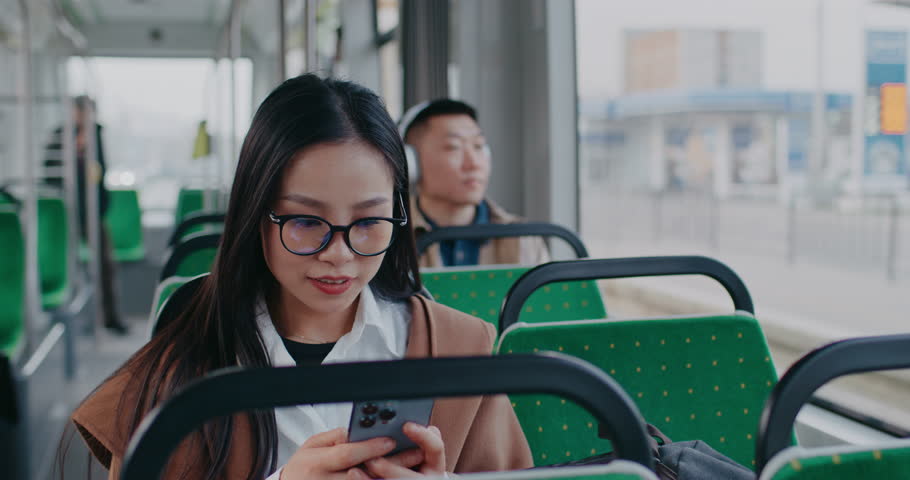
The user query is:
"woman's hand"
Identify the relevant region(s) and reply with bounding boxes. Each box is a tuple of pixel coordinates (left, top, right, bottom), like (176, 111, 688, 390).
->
(281, 427, 420, 480)
(361, 423, 447, 479)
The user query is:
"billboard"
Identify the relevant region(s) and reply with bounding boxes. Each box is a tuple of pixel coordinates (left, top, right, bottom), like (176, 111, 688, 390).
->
(864, 31, 907, 180)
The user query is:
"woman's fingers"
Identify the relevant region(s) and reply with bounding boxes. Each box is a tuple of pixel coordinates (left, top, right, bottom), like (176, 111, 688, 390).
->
(402, 423, 446, 473)
(346, 467, 372, 480)
(303, 427, 348, 448)
(382, 448, 425, 469)
(364, 456, 421, 479)
(322, 437, 397, 471)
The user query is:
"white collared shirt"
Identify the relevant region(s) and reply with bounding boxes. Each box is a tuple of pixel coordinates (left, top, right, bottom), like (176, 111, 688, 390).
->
(258, 286, 411, 479)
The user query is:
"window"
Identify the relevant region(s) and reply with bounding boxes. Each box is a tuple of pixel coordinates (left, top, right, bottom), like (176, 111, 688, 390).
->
(577, 0, 910, 430)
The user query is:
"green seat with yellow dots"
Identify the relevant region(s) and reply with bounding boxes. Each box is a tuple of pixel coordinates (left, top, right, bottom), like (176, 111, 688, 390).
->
(421, 265, 606, 328)
(756, 334, 910, 480)
(758, 442, 910, 480)
(104, 189, 145, 262)
(421, 462, 659, 480)
(497, 314, 777, 470)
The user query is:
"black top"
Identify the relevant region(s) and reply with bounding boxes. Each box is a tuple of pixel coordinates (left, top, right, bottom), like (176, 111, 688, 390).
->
(281, 337, 336, 366)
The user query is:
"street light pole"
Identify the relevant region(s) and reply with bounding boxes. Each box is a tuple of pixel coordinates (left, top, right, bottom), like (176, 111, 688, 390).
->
(810, 0, 828, 199)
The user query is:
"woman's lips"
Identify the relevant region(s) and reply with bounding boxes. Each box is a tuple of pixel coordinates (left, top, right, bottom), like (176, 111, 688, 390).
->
(308, 276, 354, 295)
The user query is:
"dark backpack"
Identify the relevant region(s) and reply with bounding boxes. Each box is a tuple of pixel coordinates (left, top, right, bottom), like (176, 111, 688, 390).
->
(537, 424, 755, 480)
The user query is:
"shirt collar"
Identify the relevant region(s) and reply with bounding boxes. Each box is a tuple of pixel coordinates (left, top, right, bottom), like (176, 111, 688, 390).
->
(255, 285, 400, 366)
(331, 285, 400, 359)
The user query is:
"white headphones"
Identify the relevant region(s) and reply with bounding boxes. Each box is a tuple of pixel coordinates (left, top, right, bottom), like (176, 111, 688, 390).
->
(398, 101, 431, 187)
(398, 100, 491, 187)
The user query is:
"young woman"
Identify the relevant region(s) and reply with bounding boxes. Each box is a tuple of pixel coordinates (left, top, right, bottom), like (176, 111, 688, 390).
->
(70, 75, 533, 479)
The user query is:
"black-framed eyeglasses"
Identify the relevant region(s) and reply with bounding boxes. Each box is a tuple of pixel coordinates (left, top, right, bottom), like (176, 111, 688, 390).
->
(268, 195, 408, 257)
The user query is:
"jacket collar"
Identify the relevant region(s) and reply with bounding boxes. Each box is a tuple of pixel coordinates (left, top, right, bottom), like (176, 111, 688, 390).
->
(411, 195, 518, 234)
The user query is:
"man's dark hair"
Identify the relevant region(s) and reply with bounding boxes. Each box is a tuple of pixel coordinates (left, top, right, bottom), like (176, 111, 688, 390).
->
(403, 98, 478, 142)
(73, 95, 95, 112)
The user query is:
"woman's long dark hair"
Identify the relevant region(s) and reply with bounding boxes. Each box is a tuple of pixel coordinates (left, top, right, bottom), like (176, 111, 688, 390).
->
(97, 75, 421, 479)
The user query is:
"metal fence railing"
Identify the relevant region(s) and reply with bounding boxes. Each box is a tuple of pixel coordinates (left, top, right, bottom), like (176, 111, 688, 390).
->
(583, 186, 909, 283)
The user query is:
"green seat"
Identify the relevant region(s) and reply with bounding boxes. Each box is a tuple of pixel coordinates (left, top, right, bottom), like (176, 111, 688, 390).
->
(160, 233, 220, 281)
(421, 265, 606, 327)
(759, 442, 910, 480)
(147, 275, 202, 337)
(175, 223, 223, 247)
(104, 189, 145, 262)
(172, 249, 216, 278)
(37, 197, 70, 309)
(422, 462, 658, 480)
(175, 188, 209, 225)
(497, 314, 777, 469)
(757, 334, 909, 479)
(152, 276, 192, 317)
(0, 211, 24, 355)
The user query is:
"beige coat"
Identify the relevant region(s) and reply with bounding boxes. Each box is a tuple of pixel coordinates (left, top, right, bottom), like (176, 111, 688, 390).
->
(413, 198, 550, 268)
(70, 295, 533, 479)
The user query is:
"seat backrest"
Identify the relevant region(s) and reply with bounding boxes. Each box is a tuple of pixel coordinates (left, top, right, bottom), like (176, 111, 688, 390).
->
(152, 276, 194, 315)
(422, 462, 659, 480)
(174, 188, 207, 225)
(0, 211, 24, 355)
(160, 233, 220, 281)
(37, 197, 69, 309)
(499, 256, 754, 333)
(421, 265, 606, 327)
(756, 334, 910, 477)
(104, 189, 145, 261)
(758, 441, 910, 480)
(498, 314, 777, 470)
(167, 212, 225, 246)
(416, 222, 590, 259)
(119, 354, 655, 479)
(149, 274, 206, 337)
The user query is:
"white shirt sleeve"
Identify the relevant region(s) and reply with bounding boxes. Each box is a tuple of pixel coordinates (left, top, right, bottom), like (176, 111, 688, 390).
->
(266, 466, 284, 480)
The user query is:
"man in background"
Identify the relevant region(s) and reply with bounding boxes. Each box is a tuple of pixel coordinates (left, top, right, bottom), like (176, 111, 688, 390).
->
(45, 96, 128, 335)
(401, 99, 549, 267)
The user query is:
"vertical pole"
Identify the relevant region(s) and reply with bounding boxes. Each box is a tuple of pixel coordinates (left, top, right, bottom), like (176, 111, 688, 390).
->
(62, 88, 79, 305)
(849, 2, 867, 198)
(810, 0, 827, 195)
(84, 99, 103, 344)
(16, 0, 40, 357)
(709, 192, 719, 251)
(213, 58, 223, 212)
(787, 194, 798, 265)
(61, 92, 79, 380)
(652, 189, 662, 243)
(229, 2, 240, 194)
(886, 194, 899, 282)
(305, 0, 318, 72)
(203, 63, 216, 212)
(278, 0, 287, 80)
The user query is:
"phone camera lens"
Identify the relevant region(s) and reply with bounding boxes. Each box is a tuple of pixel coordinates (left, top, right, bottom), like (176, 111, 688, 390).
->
(359, 416, 376, 428)
(362, 403, 379, 415)
(379, 408, 396, 421)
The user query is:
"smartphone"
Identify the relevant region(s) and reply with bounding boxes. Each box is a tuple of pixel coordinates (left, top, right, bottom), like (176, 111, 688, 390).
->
(348, 398, 435, 456)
